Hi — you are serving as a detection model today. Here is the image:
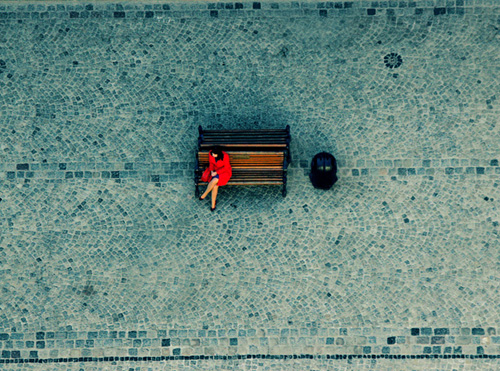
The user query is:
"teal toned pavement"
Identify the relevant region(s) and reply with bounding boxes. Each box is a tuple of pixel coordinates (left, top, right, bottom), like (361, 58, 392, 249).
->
(0, 0, 500, 369)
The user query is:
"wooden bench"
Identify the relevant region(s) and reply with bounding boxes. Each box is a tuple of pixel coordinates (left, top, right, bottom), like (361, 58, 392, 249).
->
(195, 125, 291, 197)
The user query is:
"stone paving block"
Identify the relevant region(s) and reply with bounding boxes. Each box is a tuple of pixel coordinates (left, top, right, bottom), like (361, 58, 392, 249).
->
(0, 1, 500, 370)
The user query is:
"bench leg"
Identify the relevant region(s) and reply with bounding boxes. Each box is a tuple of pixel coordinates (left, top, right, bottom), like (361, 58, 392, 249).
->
(282, 167, 288, 198)
(195, 184, 200, 198)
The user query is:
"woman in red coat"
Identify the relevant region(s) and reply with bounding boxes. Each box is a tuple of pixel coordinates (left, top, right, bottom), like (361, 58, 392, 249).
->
(199, 146, 232, 211)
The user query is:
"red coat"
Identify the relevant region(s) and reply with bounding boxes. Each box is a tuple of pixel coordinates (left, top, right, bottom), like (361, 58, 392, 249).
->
(208, 150, 232, 186)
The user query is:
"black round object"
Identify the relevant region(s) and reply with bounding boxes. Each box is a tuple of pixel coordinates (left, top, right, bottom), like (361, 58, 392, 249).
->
(309, 152, 338, 189)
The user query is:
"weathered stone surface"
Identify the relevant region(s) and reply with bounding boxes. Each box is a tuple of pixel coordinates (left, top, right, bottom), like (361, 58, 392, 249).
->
(0, 0, 499, 369)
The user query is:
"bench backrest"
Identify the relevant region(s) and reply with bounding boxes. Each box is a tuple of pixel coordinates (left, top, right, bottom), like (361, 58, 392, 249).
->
(199, 128, 290, 149)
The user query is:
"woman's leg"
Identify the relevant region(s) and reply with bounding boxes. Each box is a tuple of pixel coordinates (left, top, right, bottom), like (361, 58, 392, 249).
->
(211, 185, 219, 209)
(200, 178, 219, 199)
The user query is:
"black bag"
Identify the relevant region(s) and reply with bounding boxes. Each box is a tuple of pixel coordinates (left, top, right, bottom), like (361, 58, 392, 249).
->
(309, 152, 338, 190)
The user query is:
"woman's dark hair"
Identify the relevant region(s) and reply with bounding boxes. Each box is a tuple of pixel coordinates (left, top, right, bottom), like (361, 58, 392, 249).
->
(211, 146, 224, 160)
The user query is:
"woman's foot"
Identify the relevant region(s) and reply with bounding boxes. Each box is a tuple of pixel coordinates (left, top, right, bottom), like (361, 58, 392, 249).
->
(199, 196, 205, 200)
(210, 203, 216, 212)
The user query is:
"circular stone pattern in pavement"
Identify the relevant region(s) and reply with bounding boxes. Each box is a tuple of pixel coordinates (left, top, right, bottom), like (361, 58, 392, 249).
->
(384, 53, 403, 68)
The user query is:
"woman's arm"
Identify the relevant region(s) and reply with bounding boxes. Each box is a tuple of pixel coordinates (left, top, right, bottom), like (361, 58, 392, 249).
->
(208, 152, 216, 172)
(216, 156, 231, 175)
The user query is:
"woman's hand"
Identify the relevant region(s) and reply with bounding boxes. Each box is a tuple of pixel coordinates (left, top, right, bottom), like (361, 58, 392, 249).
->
(211, 171, 217, 177)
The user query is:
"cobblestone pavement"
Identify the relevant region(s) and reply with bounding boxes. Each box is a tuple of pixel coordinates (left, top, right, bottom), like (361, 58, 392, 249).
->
(1, 0, 500, 369)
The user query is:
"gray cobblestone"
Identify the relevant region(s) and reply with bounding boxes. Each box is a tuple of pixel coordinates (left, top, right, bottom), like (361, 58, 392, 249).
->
(0, 0, 499, 370)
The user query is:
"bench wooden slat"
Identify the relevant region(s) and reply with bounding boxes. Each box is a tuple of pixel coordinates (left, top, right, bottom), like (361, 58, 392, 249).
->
(202, 142, 287, 145)
(198, 177, 284, 181)
(198, 161, 284, 165)
(198, 152, 286, 171)
(198, 164, 284, 168)
(198, 155, 284, 158)
(196, 168, 285, 173)
(202, 138, 287, 141)
(203, 129, 288, 133)
(198, 160, 284, 163)
(198, 167, 284, 171)
(198, 157, 284, 162)
(202, 131, 288, 135)
(196, 169, 284, 180)
(200, 142, 287, 145)
(197, 173, 284, 176)
(198, 181, 284, 185)
(198, 177, 283, 180)
(198, 151, 285, 155)
(202, 159, 285, 161)
(202, 140, 287, 143)
(199, 183, 284, 186)
(198, 153, 284, 159)
(200, 174, 283, 183)
(202, 137, 287, 140)
(202, 135, 288, 140)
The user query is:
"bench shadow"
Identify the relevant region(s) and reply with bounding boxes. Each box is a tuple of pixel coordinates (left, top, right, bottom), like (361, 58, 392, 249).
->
(194, 101, 289, 131)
